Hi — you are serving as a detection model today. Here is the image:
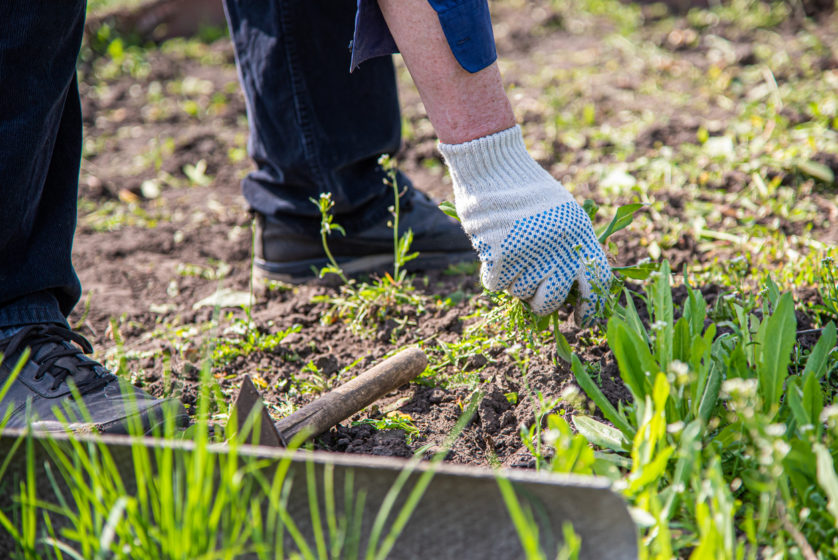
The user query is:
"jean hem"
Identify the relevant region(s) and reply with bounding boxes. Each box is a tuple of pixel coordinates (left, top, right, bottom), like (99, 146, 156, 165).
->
(0, 293, 69, 330)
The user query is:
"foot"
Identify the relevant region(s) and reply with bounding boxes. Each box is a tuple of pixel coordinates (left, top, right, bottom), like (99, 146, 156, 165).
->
(0, 324, 189, 434)
(253, 189, 476, 283)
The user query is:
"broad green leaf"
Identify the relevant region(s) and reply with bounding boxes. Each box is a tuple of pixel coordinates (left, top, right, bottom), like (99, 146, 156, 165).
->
(593, 451, 632, 469)
(697, 360, 722, 426)
(613, 262, 660, 280)
(596, 203, 647, 244)
(573, 415, 629, 452)
(786, 377, 811, 428)
(683, 282, 707, 337)
(571, 354, 635, 438)
(649, 261, 674, 369)
(714, 421, 746, 451)
(802, 368, 824, 430)
(783, 440, 818, 497)
(688, 334, 709, 415)
(741, 470, 772, 494)
(815, 444, 838, 522)
(438, 201, 460, 222)
(622, 290, 650, 347)
(547, 415, 596, 475)
(672, 317, 691, 364)
(802, 322, 837, 380)
(755, 293, 797, 414)
(552, 314, 573, 365)
(724, 338, 751, 380)
(607, 317, 658, 402)
(689, 324, 716, 415)
(627, 446, 674, 495)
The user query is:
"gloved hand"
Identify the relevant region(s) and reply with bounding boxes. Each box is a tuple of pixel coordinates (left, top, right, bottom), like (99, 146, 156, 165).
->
(438, 125, 611, 325)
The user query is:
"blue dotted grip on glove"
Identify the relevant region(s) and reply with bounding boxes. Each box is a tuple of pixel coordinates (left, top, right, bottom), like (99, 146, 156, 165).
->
(474, 201, 611, 324)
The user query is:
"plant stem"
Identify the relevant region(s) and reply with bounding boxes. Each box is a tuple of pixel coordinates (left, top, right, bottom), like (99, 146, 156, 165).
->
(321, 227, 350, 285)
(391, 168, 400, 282)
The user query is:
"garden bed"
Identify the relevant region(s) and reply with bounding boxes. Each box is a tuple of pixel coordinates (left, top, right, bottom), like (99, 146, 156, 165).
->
(44, 0, 838, 556)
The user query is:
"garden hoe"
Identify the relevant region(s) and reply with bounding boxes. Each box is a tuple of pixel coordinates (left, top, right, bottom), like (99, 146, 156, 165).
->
(0, 347, 638, 559)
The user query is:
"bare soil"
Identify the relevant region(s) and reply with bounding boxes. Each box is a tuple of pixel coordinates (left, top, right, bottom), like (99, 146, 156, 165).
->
(72, 3, 837, 467)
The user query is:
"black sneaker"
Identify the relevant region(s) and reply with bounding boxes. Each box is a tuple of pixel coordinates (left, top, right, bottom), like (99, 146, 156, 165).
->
(254, 189, 476, 283)
(0, 324, 188, 434)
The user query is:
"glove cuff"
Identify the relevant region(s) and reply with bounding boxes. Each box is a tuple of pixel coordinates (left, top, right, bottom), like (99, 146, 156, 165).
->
(438, 125, 556, 199)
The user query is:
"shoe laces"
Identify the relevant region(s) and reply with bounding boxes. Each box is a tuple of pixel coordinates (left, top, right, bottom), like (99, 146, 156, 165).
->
(0, 325, 115, 393)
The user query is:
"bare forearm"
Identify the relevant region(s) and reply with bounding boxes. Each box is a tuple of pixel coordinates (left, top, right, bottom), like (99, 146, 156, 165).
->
(376, 0, 515, 144)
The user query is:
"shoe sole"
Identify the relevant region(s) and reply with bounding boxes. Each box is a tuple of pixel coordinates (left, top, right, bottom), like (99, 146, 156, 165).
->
(254, 251, 476, 285)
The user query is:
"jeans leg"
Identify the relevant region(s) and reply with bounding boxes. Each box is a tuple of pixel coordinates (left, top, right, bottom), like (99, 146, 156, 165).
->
(223, 0, 411, 235)
(0, 1, 86, 330)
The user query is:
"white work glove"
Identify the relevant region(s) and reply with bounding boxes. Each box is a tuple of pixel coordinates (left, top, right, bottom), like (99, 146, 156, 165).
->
(438, 125, 611, 325)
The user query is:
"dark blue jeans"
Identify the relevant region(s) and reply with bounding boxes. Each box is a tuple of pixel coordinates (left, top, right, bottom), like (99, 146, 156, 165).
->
(0, 0, 412, 333)
(0, 1, 86, 334)
(223, 0, 413, 235)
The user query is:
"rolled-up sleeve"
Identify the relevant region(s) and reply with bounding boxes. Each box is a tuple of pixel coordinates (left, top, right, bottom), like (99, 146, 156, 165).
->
(350, 0, 497, 74)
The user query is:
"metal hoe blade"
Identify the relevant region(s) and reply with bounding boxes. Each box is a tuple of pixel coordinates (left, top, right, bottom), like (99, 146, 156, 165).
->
(233, 374, 285, 447)
(0, 430, 639, 559)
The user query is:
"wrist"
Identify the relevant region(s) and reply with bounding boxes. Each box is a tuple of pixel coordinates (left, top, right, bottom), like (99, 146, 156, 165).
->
(438, 125, 549, 194)
(438, 125, 573, 222)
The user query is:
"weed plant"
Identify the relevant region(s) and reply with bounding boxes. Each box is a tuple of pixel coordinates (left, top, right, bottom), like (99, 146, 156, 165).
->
(528, 260, 838, 558)
(310, 156, 428, 338)
(813, 257, 838, 324)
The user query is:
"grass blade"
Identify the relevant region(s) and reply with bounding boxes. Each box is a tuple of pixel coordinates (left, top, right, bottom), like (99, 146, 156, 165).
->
(496, 476, 545, 560)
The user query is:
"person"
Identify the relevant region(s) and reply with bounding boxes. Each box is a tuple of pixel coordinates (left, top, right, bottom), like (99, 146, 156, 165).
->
(0, 0, 610, 433)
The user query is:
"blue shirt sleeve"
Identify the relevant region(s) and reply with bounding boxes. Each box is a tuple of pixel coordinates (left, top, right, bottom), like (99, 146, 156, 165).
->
(350, 0, 497, 74)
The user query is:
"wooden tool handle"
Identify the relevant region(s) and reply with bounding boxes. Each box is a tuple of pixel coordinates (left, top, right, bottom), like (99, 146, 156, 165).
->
(276, 346, 427, 442)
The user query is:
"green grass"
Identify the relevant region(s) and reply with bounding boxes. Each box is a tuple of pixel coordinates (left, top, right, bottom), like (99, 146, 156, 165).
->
(0, 364, 484, 560)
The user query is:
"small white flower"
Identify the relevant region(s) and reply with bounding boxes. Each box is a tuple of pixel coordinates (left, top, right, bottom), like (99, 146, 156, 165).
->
(561, 385, 580, 399)
(765, 424, 786, 437)
(543, 429, 560, 447)
(668, 360, 691, 386)
(670, 360, 689, 377)
(773, 440, 790, 458)
(820, 404, 838, 424)
(721, 378, 758, 399)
